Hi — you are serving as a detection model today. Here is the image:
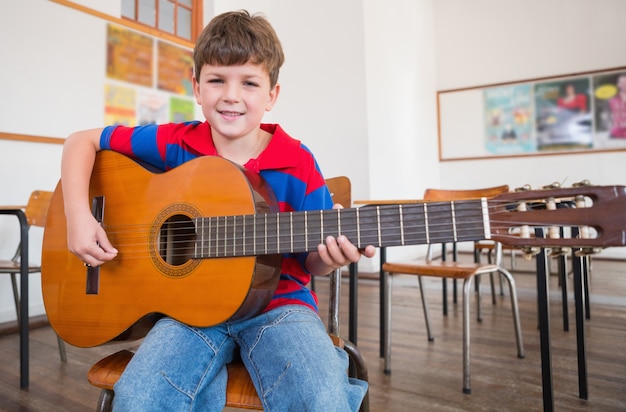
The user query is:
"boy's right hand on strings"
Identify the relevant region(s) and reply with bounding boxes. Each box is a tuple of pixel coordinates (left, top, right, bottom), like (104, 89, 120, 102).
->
(66, 212, 118, 267)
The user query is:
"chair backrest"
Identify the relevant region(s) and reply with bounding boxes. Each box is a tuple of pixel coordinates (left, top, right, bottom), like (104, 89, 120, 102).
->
(24, 190, 54, 228)
(423, 184, 509, 202)
(326, 176, 351, 208)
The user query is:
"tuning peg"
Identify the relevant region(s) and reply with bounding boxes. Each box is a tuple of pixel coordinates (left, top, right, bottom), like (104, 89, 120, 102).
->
(549, 247, 571, 257)
(514, 184, 531, 192)
(542, 182, 561, 190)
(573, 179, 591, 187)
(574, 247, 601, 257)
(521, 246, 540, 260)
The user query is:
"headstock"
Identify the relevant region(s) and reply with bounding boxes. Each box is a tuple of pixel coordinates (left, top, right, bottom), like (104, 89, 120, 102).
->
(487, 181, 626, 253)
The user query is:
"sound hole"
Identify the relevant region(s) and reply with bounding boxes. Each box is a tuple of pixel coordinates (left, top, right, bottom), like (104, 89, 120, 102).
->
(159, 214, 196, 266)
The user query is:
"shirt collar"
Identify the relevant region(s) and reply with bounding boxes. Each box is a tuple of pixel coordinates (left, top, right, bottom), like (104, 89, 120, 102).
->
(183, 122, 301, 172)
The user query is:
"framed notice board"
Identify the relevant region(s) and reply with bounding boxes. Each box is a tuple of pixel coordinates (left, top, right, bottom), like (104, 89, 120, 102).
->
(437, 66, 626, 161)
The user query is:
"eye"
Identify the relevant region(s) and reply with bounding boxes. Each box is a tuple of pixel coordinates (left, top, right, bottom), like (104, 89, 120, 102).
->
(207, 78, 224, 84)
(243, 81, 259, 87)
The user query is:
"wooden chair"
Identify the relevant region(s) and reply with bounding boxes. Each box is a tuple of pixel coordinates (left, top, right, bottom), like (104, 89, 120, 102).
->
(381, 185, 525, 394)
(0, 190, 67, 363)
(87, 176, 369, 411)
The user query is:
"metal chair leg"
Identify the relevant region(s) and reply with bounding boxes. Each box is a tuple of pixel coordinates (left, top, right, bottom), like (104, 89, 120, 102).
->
(11, 271, 67, 363)
(96, 389, 114, 412)
(499, 268, 525, 359)
(462, 277, 473, 394)
(417, 276, 434, 342)
(383, 271, 392, 375)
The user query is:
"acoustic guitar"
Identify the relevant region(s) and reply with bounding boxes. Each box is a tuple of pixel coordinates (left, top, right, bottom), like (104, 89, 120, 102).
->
(41, 151, 626, 347)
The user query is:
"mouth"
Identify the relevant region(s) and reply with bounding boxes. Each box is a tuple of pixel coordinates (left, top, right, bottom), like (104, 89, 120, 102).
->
(218, 110, 243, 120)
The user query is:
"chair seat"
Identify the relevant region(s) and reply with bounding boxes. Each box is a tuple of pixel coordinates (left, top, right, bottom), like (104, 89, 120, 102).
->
(0, 260, 41, 274)
(87, 349, 264, 409)
(88, 350, 134, 390)
(382, 261, 499, 278)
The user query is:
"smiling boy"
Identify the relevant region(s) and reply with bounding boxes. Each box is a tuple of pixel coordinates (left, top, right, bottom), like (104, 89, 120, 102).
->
(60, 10, 373, 412)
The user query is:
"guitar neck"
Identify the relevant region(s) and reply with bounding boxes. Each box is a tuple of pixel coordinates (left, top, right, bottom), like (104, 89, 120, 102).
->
(193, 199, 489, 258)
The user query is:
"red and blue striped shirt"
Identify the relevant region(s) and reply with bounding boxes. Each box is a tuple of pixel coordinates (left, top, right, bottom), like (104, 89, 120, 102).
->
(100, 121, 332, 313)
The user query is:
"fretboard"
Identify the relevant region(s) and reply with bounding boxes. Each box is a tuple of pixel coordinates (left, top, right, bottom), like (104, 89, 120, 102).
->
(193, 199, 491, 258)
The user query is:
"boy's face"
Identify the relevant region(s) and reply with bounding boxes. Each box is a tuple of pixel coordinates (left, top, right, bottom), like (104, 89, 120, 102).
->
(193, 62, 279, 142)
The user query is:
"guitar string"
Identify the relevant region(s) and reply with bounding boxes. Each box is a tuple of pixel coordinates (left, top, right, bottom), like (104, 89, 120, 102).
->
(86, 199, 593, 261)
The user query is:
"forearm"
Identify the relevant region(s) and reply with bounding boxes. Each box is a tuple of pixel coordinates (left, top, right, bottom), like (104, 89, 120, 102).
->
(61, 129, 102, 218)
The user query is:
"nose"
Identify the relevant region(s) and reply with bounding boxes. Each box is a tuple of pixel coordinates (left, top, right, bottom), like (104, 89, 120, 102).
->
(222, 82, 241, 103)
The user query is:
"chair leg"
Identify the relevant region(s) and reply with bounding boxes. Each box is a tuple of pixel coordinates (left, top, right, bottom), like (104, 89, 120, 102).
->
(476, 276, 482, 323)
(11, 272, 67, 362)
(383, 271, 392, 374)
(489, 273, 497, 304)
(343, 339, 370, 412)
(499, 269, 525, 359)
(417, 277, 434, 342)
(57, 335, 67, 363)
(10, 273, 20, 319)
(96, 389, 114, 412)
(462, 277, 473, 394)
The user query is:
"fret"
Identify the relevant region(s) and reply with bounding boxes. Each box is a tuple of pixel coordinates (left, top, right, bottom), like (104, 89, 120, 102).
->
(337, 208, 342, 235)
(399, 205, 404, 245)
(451, 201, 458, 242)
(376, 207, 382, 246)
(253, 214, 257, 256)
(304, 211, 308, 251)
(424, 203, 429, 244)
(356, 208, 361, 247)
(481, 198, 491, 239)
(263, 214, 270, 254)
(242, 215, 246, 256)
(276, 213, 281, 253)
(289, 212, 294, 252)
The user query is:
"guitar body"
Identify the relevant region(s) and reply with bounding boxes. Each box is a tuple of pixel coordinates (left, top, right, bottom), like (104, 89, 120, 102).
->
(42, 151, 281, 348)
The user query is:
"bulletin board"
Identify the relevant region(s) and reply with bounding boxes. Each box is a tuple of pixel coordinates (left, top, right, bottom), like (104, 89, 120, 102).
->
(437, 66, 626, 161)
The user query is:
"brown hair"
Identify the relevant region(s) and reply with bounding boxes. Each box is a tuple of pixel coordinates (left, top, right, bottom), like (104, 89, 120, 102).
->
(193, 10, 285, 87)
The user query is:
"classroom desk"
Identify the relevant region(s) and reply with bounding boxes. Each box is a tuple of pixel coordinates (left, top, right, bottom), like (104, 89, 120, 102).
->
(353, 199, 590, 412)
(0, 206, 30, 389)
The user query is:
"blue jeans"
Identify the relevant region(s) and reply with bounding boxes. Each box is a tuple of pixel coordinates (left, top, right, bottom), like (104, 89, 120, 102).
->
(113, 305, 367, 411)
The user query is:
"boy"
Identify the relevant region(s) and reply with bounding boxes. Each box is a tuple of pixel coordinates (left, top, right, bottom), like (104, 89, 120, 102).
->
(61, 9, 374, 411)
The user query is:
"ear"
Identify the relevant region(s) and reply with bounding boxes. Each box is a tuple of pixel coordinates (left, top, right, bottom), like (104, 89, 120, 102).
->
(192, 76, 202, 105)
(266, 83, 280, 111)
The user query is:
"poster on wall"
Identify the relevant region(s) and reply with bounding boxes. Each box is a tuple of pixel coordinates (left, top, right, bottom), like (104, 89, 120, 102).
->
(158, 41, 194, 96)
(440, 66, 626, 160)
(104, 84, 136, 126)
(533, 77, 592, 151)
(106, 24, 154, 87)
(592, 71, 626, 148)
(137, 91, 169, 125)
(483, 84, 534, 154)
(170, 97, 196, 122)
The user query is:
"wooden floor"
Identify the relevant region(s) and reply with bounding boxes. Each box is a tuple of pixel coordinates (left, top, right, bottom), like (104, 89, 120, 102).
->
(1, 256, 625, 411)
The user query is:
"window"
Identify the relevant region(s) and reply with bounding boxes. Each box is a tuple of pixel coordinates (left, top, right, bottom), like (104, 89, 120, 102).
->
(122, 0, 200, 41)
